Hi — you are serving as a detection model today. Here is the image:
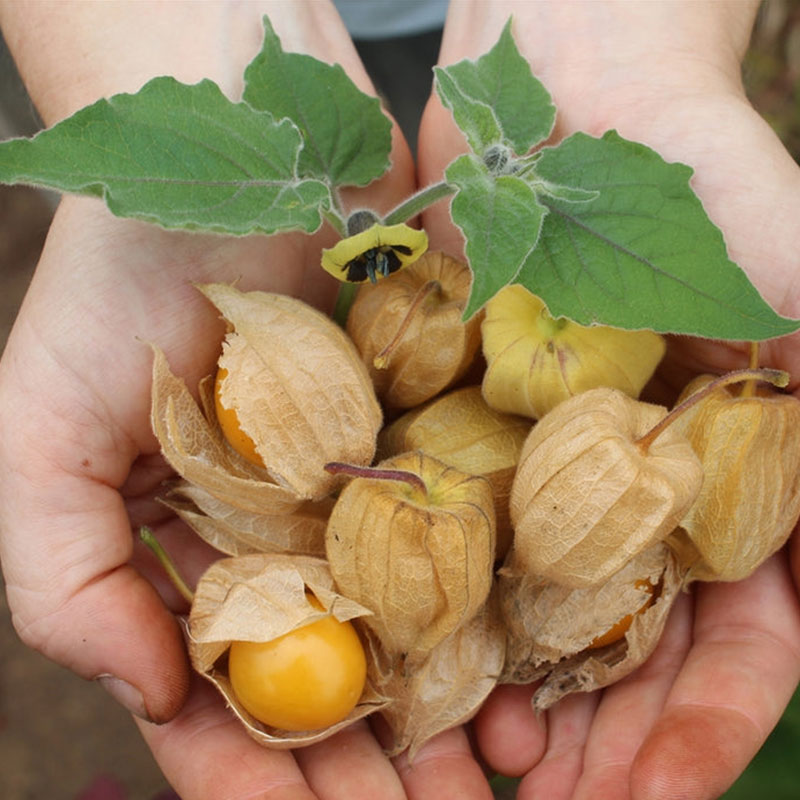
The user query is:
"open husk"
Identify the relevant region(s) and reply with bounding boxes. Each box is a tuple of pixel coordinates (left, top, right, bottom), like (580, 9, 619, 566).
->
(671, 375, 800, 581)
(509, 387, 703, 587)
(325, 451, 496, 661)
(368, 593, 506, 759)
(205, 284, 382, 500)
(188, 553, 388, 747)
(164, 481, 330, 557)
(345, 251, 482, 409)
(481, 285, 665, 420)
(378, 385, 530, 559)
(499, 542, 684, 710)
(151, 344, 304, 515)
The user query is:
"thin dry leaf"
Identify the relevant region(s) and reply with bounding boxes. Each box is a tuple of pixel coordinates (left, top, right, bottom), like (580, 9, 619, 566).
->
(165, 481, 330, 557)
(150, 345, 303, 514)
(346, 251, 482, 409)
(326, 452, 496, 661)
(188, 554, 388, 747)
(509, 387, 703, 587)
(369, 595, 505, 759)
(673, 375, 800, 581)
(378, 385, 530, 560)
(203, 284, 382, 500)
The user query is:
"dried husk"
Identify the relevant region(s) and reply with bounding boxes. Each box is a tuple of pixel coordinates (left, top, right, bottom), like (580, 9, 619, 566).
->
(499, 542, 684, 710)
(164, 481, 330, 557)
(345, 251, 482, 409)
(188, 553, 388, 747)
(671, 375, 800, 581)
(367, 593, 506, 759)
(325, 451, 496, 661)
(481, 285, 665, 420)
(509, 387, 703, 587)
(151, 345, 304, 515)
(204, 284, 382, 500)
(378, 385, 531, 560)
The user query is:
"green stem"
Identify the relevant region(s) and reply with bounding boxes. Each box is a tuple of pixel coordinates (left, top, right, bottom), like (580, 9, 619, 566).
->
(321, 206, 347, 238)
(332, 281, 360, 327)
(383, 181, 456, 225)
(139, 526, 195, 604)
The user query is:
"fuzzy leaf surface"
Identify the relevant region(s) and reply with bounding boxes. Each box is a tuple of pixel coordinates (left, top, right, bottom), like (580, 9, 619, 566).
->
(243, 16, 391, 187)
(439, 19, 555, 155)
(516, 130, 800, 340)
(446, 154, 546, 319)
(0, 77, 329, 234)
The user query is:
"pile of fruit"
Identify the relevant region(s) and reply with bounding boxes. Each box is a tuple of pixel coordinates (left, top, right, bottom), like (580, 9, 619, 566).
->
(150, 251, 800, 758)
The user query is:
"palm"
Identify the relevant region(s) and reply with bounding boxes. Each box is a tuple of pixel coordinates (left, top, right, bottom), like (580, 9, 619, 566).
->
(417, 40, 800, 799)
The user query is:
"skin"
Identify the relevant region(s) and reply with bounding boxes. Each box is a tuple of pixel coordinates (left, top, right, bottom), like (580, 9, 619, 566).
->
(420, 3, 800, 799)
(1, 1, 799, 799)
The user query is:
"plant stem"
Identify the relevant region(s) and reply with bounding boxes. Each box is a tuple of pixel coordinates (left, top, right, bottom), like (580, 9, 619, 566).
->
(636, 367, 789, 453)
(332, 281, 359, 327)
(139, 526, 195, 604)
(383, 181, 456, 225)
(740, 342, 761, 398)
(322, 206, 347, 238)
(325, 461, 428, 496)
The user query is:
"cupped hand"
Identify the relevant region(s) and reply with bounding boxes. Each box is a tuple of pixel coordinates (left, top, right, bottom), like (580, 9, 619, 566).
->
(417, 3, 800, 798)
(0, 2, 501, 797)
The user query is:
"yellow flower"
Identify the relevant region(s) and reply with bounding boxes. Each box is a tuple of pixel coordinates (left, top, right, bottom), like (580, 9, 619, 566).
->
(322, 223, 428, 284)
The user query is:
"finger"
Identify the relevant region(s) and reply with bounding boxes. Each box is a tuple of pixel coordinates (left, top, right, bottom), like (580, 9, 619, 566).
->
(295, 720, 407, 800)
(630, 552, 800, 800)
(516, 691, 599, 800)
(570, 589, 693, 800)
(392, 726, 494, 800)
(472, 682, 547, 777)
(137, 675, 317, 800)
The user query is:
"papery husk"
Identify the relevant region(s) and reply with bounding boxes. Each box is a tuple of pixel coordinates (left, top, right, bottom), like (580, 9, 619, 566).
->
(151, 345, 304, 515)
(499, 543, 684, 711)
(481, 285, 665, 420)
(671, 375, 800, 582)
(367, 593, 506, 760)
(325, 451, 496, 661)
(164, 481, 330, 557)
(345, 251, 482, 409)
(188, 553, 388, 747)
(509, 387, 703, 587)
(378, 385, 531, 560)
(202, 284, 382, 500)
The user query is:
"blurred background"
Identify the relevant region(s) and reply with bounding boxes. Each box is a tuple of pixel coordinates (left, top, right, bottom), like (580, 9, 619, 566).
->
(2, 2, 800, 798)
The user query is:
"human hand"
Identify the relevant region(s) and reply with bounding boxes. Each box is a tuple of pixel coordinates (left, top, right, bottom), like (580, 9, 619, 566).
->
(0, 3, 500, 798)
(417, 2, 800, 798)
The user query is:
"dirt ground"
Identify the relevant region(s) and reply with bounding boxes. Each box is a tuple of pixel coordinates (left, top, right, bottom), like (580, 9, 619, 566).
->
(1, 3, 799, 799)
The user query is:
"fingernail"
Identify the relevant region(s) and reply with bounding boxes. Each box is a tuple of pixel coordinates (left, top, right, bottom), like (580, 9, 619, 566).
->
(96, 674, 153, 722)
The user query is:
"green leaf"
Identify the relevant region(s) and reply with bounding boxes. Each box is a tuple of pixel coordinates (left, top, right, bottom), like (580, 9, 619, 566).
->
(433, 67, 503, 154)
(516, 130, 800, 340)
(243, 16, 391, 187)
(0, 77, 330, 235)
(446, 154, 547, 319)
(440, 19, 555, 155)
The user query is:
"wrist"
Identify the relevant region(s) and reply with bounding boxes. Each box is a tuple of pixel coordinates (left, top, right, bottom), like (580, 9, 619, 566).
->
(0, 0, 368, 125)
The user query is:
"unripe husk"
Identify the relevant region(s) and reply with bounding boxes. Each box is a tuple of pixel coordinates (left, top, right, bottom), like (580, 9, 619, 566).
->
(188, 554, 387, 747)
(150, 284, 382, 509)
(164, 481, 331, 558)
(345, 251, 482, 409)
(325, 452, 496, 660)
(366, 591, 505, 759)
(481, 285, 665, 419)
(499, 542, 684, 710)
(509, 387, 703, 587)
(671, 375, 800, 581)
(378, 385, 531, 559)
